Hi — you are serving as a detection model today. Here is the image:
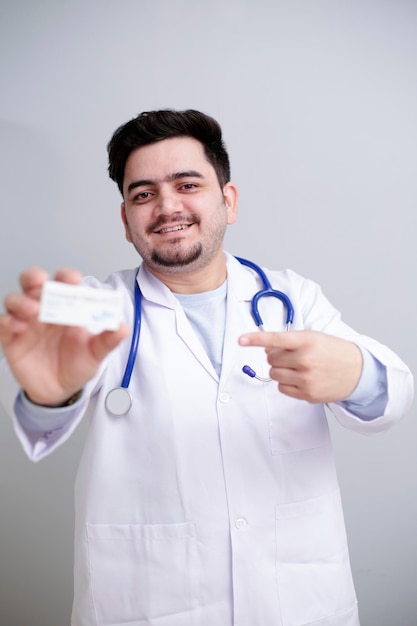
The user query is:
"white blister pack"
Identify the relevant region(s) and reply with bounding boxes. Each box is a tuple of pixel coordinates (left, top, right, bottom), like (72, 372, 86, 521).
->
(39, 281, 123, 334)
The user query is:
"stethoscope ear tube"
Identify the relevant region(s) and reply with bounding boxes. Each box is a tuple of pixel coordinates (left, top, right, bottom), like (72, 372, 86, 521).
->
(242, 365, 272, 382)
(237, 257, 294, 382)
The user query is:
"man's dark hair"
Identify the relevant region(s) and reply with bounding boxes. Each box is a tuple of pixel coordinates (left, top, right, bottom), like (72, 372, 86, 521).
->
(107, 109, 231, 195)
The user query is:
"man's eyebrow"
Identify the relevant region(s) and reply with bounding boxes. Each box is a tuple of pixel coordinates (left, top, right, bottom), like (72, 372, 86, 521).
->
(168, 170, 204, 181)
(126, 179, 154, 194)
(126, 170, 204, 195)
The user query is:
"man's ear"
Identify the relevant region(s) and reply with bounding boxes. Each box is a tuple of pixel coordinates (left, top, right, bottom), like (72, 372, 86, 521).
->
(120, 203, 132, 243)
(223, 182, 238, 225)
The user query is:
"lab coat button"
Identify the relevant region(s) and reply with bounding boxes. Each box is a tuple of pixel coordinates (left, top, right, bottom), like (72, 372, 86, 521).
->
(219, 392, 230, 403)
(235, 517, 248, 529)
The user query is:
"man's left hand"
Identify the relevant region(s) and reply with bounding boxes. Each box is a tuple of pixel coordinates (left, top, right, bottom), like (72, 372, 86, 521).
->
(239, 330, 363, 403)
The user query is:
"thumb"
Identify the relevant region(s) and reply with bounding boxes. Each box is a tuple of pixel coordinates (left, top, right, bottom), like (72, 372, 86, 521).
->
(90, 323, 131, 362)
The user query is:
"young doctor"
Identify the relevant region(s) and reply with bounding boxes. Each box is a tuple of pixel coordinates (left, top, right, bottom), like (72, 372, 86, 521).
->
(0, 109, 413, 626)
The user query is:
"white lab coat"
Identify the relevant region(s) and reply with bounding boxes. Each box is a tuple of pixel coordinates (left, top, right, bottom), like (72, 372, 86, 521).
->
(0, 253, 413, 626)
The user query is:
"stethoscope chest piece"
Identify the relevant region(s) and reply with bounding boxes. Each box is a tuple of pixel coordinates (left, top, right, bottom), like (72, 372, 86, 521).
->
(105, 387, 132, 416)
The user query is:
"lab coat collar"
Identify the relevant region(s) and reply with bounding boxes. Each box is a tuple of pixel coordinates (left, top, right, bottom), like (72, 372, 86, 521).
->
(136, 252, 258, 306)
(134, 253, 260, 384)
(136, 261, 221, 382)
(136, 263, 179, 308)
(224, 252, 260, 302)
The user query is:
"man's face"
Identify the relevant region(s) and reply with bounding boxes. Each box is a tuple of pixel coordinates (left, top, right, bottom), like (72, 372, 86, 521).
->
(121, 137, 237, 277)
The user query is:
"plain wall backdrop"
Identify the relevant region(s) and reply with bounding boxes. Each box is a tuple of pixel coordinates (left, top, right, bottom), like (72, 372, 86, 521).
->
(0, 1, 416, 624)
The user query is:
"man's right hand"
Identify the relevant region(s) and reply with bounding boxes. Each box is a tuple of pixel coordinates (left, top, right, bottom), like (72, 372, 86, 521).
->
(0, 267, 130, 406)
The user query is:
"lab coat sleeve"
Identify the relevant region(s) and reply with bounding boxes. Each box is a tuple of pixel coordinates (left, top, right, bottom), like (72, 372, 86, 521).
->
(0, 356, 103, 462)
(293, 271, 414, 434)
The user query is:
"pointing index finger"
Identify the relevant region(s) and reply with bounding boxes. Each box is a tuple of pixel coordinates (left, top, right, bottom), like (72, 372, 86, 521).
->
(239, 331, 299, 349)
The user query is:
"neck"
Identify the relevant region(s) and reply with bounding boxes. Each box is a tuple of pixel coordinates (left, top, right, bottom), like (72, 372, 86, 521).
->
(144, 253, 227, 294)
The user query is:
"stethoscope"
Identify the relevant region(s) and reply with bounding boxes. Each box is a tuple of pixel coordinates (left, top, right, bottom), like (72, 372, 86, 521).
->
(105, 257, 294, 416)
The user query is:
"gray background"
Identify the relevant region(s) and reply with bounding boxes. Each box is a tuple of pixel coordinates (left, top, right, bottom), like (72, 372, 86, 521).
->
(0, 1, 416, 624)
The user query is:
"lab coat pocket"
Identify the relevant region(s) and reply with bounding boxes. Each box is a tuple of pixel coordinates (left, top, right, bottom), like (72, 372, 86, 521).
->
(87, 521, 199, 625)
(275, 491, 357, 626)
(265, 390, 330, 454)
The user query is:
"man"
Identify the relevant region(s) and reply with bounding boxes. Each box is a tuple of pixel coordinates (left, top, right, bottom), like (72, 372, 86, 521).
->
(0, 109, 413, 626)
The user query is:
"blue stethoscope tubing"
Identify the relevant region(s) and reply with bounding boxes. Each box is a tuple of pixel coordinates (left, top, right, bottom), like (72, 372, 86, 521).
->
(105, 257, 294, 416)
(234, 257, 294, 329)
(104, 275, 141, 416)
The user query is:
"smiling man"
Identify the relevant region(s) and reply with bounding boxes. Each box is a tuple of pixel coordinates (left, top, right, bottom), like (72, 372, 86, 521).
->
(120, 135, 238, 289)
(0, 109, 413, 626)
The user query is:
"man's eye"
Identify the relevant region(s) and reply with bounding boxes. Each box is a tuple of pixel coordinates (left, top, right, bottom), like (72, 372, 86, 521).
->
(134, 191, 152, 202)
(181, 183, 197, 190)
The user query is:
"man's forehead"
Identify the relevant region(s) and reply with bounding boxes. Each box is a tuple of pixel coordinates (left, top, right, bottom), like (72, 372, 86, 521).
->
(122, 137, 215, 193)
(127, 136, 207, 168)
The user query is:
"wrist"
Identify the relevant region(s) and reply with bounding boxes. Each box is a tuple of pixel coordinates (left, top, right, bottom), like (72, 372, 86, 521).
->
(23, 389, 83, 408)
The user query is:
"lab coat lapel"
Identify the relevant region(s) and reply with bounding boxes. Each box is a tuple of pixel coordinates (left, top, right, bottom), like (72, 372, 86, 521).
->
(174, 306, 219, 381)
(220, 254, 259, 383)
(138, 264, 219, 382)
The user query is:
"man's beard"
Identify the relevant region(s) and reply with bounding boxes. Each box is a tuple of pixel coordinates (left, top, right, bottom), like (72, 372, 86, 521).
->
(143, 213, 203, 268)
(150, 241, 203, 267)
(128, 204, 227, 272)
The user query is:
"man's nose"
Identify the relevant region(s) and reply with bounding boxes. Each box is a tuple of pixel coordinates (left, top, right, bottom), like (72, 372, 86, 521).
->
(155, 188, 181, 215)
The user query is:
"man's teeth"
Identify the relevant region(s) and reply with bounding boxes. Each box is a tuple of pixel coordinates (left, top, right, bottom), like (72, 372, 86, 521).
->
(159, 225, 190, 233)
